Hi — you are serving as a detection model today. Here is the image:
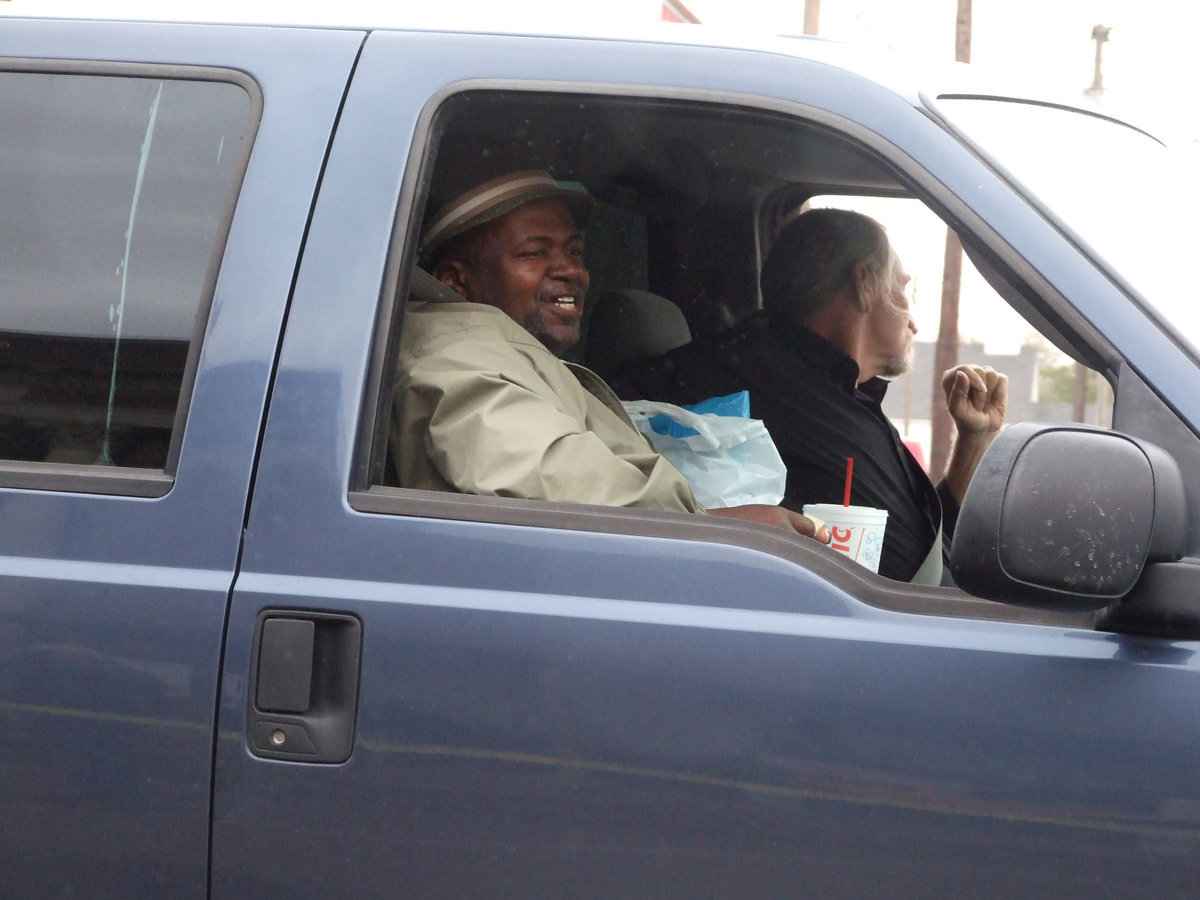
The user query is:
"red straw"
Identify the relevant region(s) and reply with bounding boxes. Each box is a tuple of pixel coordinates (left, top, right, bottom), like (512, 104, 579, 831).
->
(843, 457, 854, 506)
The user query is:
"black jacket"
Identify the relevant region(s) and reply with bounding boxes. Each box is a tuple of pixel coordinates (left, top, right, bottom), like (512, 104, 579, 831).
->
(611, 314, 956, 582)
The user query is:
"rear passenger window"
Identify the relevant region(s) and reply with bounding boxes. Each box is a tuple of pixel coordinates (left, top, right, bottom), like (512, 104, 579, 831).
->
(0, 70, 252, 486)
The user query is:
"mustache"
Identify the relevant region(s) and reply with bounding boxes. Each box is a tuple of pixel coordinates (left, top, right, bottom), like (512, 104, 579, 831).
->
(536, 280, 587, 302)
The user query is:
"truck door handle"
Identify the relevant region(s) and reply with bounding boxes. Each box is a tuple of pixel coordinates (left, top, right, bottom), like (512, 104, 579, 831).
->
(248, 610, 362, 763)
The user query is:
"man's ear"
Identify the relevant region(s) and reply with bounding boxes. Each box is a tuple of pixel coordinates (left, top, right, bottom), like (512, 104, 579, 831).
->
(433, 260, 470, 300)
(851, 261, 874, 313)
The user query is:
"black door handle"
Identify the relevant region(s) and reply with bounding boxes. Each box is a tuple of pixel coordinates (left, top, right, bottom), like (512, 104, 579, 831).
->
(248, 610, 362, 763)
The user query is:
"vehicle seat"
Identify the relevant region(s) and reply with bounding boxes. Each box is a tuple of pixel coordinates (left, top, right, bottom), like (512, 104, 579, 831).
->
(585, 288, 691, 380)
(409, 265, 465, 304)
(381, 267, 467, 487)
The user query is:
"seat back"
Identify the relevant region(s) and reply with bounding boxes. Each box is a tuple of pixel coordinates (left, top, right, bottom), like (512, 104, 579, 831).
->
(585, 288, 691, 380)
(409, 266, 465, 304)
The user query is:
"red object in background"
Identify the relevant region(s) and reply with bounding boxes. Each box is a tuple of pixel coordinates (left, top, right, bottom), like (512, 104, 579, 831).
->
(904, 439, 927, 472)
(661, 1, 700, 23)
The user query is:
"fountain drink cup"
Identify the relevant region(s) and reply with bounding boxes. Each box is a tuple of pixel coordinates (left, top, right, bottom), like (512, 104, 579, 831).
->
(802, 503, 889, 573)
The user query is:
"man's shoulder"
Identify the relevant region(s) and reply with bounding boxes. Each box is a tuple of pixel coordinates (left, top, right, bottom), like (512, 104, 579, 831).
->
(401, 301, 544, 357)
(399, 301, 583, 402)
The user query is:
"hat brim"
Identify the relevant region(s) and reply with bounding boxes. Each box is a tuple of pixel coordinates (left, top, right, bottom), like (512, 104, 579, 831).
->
(420, 170, 594, 260)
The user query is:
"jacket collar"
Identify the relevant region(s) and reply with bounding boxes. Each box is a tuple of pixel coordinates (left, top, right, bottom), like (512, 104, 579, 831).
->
(761, 314, 892, 403)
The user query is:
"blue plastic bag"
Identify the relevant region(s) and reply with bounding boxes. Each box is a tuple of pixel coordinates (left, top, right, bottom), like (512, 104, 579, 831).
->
(646, 391, 750, 438)
(623, 392, 787, 508)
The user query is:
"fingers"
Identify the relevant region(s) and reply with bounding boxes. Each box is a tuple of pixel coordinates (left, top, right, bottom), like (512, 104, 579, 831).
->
(942, 365, 977, 402)
(957, 365, 992, 395)
(799, 514, 832, 545)
(710, 504, 831, 544)
(941, 364, 1009, 439)
(781, 509, 829, 542)
(941, 367, 972, 413)
(986, 369, 1009, 409)
(958, 370, 976, 408)
(943, 365, 1006, 407)
(964, 366, 1008, 417)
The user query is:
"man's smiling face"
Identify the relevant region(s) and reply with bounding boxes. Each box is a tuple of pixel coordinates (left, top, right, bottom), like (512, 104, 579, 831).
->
(439, 197, 589, 356)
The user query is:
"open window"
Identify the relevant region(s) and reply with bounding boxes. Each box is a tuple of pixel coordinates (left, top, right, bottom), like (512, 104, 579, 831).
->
(365, 86, 1122, 604)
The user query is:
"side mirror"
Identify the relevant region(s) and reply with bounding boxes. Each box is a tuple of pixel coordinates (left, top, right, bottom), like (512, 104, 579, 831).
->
(950, 423, 1186, 610)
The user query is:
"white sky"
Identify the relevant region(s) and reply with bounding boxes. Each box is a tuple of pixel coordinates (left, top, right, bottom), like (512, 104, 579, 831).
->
(690, 0, 1200, 145)
(688, 1, 1200, 352)
(9, 0, 1190, 141)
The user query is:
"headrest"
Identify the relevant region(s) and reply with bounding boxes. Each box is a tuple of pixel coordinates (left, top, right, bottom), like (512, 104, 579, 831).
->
(408, 267, 465, 304)
(586, 288, 691, 377)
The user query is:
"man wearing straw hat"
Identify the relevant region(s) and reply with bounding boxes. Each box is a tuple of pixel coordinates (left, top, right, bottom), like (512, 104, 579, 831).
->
(391, 169, 829, 542)
(615, 208, 1007, 584)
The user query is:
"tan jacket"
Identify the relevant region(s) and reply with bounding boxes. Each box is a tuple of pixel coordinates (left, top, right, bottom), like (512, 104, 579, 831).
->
(392, 301, 703, 513)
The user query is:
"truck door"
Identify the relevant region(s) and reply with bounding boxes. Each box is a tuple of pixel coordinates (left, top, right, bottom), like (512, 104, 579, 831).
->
(215, 29, 1200, 897)
(0, 18, 361, 896)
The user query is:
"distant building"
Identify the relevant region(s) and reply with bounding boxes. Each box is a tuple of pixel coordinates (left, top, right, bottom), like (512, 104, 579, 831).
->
(882, 339, 1112, 471)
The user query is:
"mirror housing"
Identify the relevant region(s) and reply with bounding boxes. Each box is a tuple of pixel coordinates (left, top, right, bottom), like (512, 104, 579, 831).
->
(950, 424, 1186, 610)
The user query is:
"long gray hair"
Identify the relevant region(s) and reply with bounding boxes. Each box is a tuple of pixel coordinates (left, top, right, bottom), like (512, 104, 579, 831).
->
(760, 207, 894, 321)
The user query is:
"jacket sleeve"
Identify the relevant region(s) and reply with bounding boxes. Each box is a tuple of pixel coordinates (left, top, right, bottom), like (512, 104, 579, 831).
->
(404, 325, 702, 512)
(935, 477, 960, 563)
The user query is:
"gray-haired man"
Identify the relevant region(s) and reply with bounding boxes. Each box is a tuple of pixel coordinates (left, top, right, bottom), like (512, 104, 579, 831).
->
(614, 207, 1008, 583)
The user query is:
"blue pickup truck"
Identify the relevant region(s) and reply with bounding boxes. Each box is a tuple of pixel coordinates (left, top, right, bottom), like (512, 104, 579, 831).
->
(4, 9, 1200, 897)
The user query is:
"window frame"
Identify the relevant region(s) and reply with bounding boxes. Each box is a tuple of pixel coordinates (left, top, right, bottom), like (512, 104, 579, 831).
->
(0, 59, 261, 498)
(347, 78, 1112, 627)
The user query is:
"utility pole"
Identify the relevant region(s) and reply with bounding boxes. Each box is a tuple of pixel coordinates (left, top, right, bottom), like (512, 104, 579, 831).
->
(1085, 25, 1111, 99)
(929, 0, 971, 478)
(804, 0, 820, 35)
